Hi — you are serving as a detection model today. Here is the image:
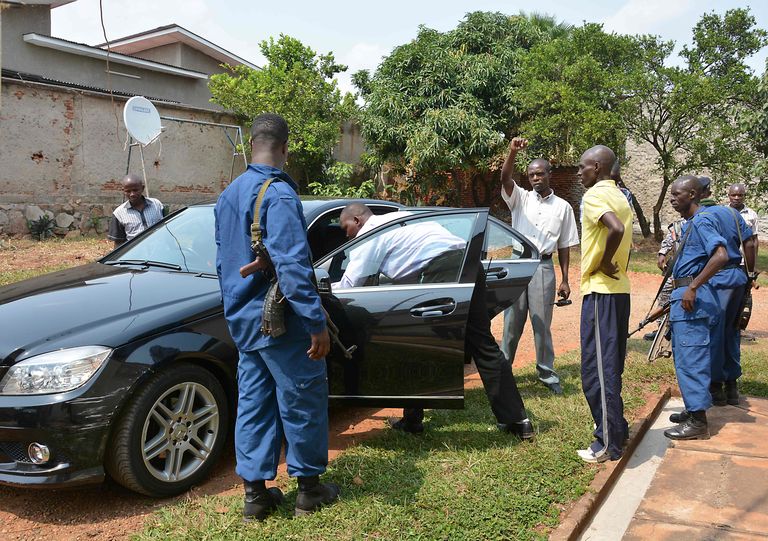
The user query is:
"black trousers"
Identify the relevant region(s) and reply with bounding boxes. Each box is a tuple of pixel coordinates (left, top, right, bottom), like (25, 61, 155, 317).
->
(403, 267, 528, 425)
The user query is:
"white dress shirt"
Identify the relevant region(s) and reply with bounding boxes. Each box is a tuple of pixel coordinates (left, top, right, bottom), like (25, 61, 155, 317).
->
(501, 183, 579, 256)
(338, 213, 466, 288)
(738, 206, 759, 236)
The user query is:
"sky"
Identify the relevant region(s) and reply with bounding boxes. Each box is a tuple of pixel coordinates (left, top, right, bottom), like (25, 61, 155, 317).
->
(51, 0, 768, 95)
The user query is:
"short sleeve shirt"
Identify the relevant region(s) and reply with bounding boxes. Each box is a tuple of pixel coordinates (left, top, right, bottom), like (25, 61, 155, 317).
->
(500, 183, 579, 256)
(580, 180, 633, 295)
(108, 197, 164, 242)
(739, 206, 759, 236)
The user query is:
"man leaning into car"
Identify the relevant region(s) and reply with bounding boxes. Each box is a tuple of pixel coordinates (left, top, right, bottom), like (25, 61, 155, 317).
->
(338, 203, 534, 441)
(214, 113, 340, 521)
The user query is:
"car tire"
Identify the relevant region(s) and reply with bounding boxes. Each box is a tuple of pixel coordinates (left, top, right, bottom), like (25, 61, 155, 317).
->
(105, 364, 229, 497)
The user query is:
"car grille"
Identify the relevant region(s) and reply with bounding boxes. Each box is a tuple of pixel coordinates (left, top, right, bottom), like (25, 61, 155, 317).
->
(0, 442, 32, 463)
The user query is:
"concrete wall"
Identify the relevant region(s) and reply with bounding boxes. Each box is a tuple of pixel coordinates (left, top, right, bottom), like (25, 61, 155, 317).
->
(623, 139, 679, 229)
(1, 4, 220, 109)
(0, 79, 246, 237)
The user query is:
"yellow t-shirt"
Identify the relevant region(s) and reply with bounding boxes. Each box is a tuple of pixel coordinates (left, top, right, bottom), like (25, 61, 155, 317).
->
(580, 180, 633, 295)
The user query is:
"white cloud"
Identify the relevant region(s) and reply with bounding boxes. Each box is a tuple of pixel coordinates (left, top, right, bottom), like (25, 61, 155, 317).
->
(335, 42, 390, 96)
(602, 0, 693, 36)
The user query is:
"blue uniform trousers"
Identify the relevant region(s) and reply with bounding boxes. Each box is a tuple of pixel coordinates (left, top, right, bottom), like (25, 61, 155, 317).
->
(712, 285, 745, 383)
(669, 284, 720, 412)
(581, 293, 630, 460)
(235, 338, 329, 481)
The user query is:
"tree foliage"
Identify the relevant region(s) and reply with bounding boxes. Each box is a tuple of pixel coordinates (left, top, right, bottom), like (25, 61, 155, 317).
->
(621, 8, 766, 239)
(209, 35, 355, 186)
(353, 12, 557, 204)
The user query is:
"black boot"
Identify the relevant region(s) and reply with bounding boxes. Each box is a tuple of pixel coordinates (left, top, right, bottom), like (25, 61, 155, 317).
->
(664, 410, 709, 440)
(295, 476, 341, 516)
(725, 380, 740, 406)
(669, 410, 691, 424)
(710, 382, 727, 406)
(243, 480, 285, 522)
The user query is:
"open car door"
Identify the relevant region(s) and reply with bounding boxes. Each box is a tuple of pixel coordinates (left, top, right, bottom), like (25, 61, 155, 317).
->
(314, 209, 489, 410)
(481, 217, 541, 317)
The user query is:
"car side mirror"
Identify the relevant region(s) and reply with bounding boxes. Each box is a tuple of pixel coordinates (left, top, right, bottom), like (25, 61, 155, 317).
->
(314, 268, 332, 296)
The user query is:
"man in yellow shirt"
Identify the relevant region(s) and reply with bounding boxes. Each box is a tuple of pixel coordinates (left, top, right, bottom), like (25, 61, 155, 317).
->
(576, 145, 633, 463)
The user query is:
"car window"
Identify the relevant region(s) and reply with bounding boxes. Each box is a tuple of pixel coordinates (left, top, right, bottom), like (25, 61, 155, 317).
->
(107, 207, 216, 273)
(307, 204, 400, 262)
(320, 213, 477, 288)
(483, 219, 532, 260)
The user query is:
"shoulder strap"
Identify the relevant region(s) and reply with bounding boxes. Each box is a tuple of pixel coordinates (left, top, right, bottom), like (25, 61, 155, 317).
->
(251, 178, 278, 247)
(728, 206, 749, 273)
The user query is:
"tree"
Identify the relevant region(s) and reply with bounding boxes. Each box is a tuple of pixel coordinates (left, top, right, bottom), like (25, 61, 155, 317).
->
(516, 23, 653, 236)
(209, 35, 355, 187)
(353, 12, 554, 205)
(622, 8, 766, 239)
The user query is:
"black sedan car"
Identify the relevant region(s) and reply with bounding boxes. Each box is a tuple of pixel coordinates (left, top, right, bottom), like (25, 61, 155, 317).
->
(0, 199, 539, 496)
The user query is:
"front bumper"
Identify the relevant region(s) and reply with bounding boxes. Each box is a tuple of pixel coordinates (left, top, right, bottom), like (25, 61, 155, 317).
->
(0, 394, 113, 488)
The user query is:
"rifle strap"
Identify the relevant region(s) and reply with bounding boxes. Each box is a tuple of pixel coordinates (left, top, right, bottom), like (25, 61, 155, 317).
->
(250, 178, 279, 248)
(728, 206, 750, 275)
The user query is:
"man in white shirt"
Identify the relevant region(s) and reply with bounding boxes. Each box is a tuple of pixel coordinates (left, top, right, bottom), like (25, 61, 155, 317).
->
(338, 203, 534, 440)
(728, 183, 759, 261)
(499, 138, 580, 394)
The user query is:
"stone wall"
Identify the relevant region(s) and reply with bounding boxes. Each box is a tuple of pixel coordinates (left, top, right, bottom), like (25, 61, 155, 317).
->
(0, 79, 246, 238)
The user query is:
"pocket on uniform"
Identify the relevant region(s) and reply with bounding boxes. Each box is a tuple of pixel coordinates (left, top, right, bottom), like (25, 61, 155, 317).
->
(670, 317, 710, 347)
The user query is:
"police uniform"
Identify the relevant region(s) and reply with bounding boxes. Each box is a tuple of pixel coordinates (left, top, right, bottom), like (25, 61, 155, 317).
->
(698, 204, 752, 385)
(669, 209, 726, 413)
(215, 164, 328, 483)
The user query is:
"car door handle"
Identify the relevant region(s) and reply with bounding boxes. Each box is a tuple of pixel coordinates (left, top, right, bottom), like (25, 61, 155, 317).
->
(485, 268, 508, 281)
(410, 301, 456, 318)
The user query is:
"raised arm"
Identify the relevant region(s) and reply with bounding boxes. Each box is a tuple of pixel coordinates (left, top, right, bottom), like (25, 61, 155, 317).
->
(500, 137, 528, 198)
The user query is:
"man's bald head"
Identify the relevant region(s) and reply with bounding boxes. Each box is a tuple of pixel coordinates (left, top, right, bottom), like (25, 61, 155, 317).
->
(340, 202, 374, 239)
(121, 174, 145, 205)
(728, 182, 747, 210)
(669, 175, 701, 218)
(122, 173, 144, 188)
(577, 145, 617, 188)
(526, 158, 553, 194)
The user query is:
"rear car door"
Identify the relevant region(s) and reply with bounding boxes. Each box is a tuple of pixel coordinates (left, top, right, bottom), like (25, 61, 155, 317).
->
(314, 209, 489, 409)
(481, 217, 541, 317)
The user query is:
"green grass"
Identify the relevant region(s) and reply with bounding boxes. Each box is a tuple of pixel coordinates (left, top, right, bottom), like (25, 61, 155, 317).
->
(0, 265, 72, 287)
(136, 337, 766, 541)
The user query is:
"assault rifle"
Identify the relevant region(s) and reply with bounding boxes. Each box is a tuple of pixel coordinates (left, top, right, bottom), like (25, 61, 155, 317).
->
(628, 301, 670, 338)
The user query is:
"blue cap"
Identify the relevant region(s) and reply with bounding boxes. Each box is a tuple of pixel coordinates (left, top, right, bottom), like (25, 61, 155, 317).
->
(698, 176, 712, 189)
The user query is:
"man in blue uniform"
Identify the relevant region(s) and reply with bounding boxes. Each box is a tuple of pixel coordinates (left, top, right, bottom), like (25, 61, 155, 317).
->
(694, 177, 756, 407)
(664, 176, 729, 440)
(215, 113, 339, 520)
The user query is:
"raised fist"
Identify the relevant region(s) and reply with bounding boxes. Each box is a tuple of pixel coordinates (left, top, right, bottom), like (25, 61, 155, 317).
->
(510, 137, 528, 151)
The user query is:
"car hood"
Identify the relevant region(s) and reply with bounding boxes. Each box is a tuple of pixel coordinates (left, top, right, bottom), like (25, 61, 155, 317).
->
(0, 263, 223, 364)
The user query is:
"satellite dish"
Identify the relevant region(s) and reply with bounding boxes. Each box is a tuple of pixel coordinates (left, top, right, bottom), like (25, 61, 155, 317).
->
(123, 96, 161, 145)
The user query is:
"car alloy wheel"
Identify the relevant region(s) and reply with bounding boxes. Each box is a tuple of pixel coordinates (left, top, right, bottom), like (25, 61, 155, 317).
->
(141, 381, 220, 483)
(106, 364, 228, 496)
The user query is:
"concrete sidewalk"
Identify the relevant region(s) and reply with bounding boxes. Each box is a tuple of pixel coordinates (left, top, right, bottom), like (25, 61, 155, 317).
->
(581, 396, 768, 540)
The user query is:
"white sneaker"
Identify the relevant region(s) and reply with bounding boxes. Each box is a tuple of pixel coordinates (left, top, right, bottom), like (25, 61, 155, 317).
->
(577, 447, 610, 463)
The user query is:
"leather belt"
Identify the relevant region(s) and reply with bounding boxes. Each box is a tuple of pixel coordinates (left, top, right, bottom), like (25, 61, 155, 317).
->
(672, 276, 695, 289)
(541, 253, 552, 260)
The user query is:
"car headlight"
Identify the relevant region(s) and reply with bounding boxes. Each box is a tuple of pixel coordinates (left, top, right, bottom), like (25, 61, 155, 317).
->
(0, 346, 112, 395)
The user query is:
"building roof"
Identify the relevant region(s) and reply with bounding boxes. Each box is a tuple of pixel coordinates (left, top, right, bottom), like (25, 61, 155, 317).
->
(96, 24, 259, 70)
(1, 68, 180, 103)
(23, 33, 209, 79)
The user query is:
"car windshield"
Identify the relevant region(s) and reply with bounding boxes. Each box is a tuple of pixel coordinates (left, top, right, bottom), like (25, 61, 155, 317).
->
(105, 207, 217, 274)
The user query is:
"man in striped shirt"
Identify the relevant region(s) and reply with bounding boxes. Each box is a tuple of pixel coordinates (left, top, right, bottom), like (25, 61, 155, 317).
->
(107, 174, 164, 247)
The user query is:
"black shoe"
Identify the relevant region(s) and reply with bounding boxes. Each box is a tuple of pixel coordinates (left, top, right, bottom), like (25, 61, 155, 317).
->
(664, 411, 709, 440)
(387, 416, 424, 434)
(643, 330, 658, 341)
(710, 382, 727, 406)
(243, 483, 285, 522)
(669, 410, 691, 424)
(725, 380, 740, 406)
(295, 479, 341, 516)
(545, 382, 563, 395)
(498, 419, 535, 441)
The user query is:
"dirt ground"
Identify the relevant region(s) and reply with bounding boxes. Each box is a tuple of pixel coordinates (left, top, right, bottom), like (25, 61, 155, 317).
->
(1, 244, 767, 540)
